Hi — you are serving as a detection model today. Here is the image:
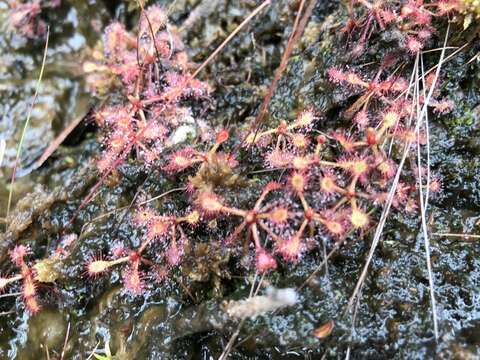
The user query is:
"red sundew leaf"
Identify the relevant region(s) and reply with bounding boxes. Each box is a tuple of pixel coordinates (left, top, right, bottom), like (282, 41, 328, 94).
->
(319, 174, 340, 195)
(123, 266, 145, 295)
(378, 78, 408, 93)
(255, 249, 277, 273)
(146, 217, 172, 240)
(413, 9, 432, 26)
(435, 0, 460, 15)
(405, 36, 424, 54)
(267, 207, 290, 225)
(103, 22, 135, 58)
(324, 220, 346, 236)
(292, 155, 317, 171)
(139, 5, 168, 35)
(216, 152, 239, 168)
(350, 207, 369, 229)
(344, 71, 369, 88)
(10, 245, 30, 266)
(354, 110, 370, 129)
(313, 320, 334, 339)
(22, 273, 37, 299)
(140, 122, 169, 142)
(215, 129, 229, 144)
(163, 148, 199, 173)
(278, 235, 304, 262)
(25, 296, 41, 314)
(85, 258, 111, 278)
(264, 181, 282, 192)
(289, 171, 309, 194)
(327, 67, 346, 83)
(321, 209, 348, 236)
(133, 207, 158, 226)
(196, 192, 224, 214)
(153, 265, 170, 283)
(110, 62, 140, 85)
(166, 241, 183, 266)
(111, 244, 128, 259)
(428, 178, 442, 193)
(342, 157, 370, 177)
(380, 9, 396, 23)
(9, 2, 42, 38)
(96, 150, 119, 174)
(294, 109, 316, 127)
(376, 158, 397, 179)
(431, 99, 454, 114)
(290, 133, 310, 149)
(331, 131, 356, 152)
(264, 149, 294, 168)
(417, 27, 433, 41)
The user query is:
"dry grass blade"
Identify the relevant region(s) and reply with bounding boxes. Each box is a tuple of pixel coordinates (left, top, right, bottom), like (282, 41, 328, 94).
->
(417, 53, 439, 341)
(431, 232, 480, 239)
(0, 292, 21, 299)
(345, 286, 363, 360)
(346, 24, 451, 342)
(392, 42, 468, 104)
(6, 27, 50, 217)
(0, 310, 15, 317)
(85, 341, 100, 360)
(192, 0, 271, 78)
(60, 321, 71, 360)
(219, 319, 246, 360)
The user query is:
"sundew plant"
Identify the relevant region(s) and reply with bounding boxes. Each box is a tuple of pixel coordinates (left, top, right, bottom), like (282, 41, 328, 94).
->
(1, 0, 478, 357)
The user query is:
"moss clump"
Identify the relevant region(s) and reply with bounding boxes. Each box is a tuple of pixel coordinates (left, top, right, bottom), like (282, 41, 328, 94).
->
(461, 0, 480, 17)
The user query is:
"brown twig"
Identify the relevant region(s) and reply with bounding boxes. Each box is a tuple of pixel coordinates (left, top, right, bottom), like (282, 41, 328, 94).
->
(243, 0, 317, 148)
(33, 111, 89, 169)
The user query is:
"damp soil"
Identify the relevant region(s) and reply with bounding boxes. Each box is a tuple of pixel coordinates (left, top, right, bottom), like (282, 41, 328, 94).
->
(0, 0, 480, 359)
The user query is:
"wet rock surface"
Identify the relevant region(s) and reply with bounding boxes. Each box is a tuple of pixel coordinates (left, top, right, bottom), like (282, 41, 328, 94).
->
(0, 0, 479, 359)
